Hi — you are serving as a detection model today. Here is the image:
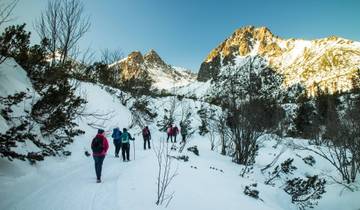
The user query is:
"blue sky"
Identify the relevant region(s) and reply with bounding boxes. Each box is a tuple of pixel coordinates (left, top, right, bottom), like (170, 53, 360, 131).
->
(3, 0, 360, 71)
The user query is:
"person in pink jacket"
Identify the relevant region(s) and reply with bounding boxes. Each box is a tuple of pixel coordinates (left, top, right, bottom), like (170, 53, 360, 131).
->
(91, 129, 109, 183)
(166, 124, 173, 143)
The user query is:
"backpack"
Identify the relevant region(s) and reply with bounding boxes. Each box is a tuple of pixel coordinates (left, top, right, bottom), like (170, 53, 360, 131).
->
(112, 128, 122, 140)
(91, 136, 103, 153)
(167, 127, 172, 134)
(121, 132, 129, 143)
(142, 128, 149, 136)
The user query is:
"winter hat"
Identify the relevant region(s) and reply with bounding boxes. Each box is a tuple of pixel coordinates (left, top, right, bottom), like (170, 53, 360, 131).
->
(98, 129, 105, 134)
(123, 128, 127, 132)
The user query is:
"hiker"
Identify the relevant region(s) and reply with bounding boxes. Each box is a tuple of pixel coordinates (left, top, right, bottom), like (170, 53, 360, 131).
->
(180, 121, 187, 144)
(166, 124, 173, 143)
(142, 126, 151, 150)
(111, 127, 122, 157)
(172, 124, 179, 143)
(91, 129, 109, 183)
(121, 128, 135, 161)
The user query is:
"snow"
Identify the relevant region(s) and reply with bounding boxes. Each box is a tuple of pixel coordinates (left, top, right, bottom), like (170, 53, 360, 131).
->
(280, 39, 312, 67)
(0, 58, 38, 133)
(147, 66, 196, 90)
(174, 80, 211, 98)
(0, 58, 33, 96)
(1, 59, 360, 210)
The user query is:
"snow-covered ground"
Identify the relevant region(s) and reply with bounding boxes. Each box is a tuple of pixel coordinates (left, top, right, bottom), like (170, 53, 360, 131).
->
(1, 60, 360, 210)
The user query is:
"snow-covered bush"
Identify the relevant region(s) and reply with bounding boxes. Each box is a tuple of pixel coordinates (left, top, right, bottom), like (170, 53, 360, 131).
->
(153, 140, 178, 207)
(209, 55, 285, 165)
(284, 175, 326, 210)
(244, 183, 260, 200)
(302, 155, 316, 166)
(265, 158, 297, 185)
(187, 145, 199, 156)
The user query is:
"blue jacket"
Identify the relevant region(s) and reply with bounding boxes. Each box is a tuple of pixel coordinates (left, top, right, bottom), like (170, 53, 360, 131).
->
(112, 128, 122, 141)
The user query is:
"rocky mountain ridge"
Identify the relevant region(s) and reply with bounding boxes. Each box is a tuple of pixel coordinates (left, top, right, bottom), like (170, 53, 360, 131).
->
(198, 26, 360, 96)
(112, 49, 196, 90)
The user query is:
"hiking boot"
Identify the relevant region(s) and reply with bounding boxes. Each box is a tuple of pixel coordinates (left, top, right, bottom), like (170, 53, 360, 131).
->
(115, 154, 119, 157)
(96, 179, 101, 183)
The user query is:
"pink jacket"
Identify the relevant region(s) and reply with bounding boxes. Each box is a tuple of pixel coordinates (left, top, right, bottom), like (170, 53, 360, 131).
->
(92, 133, 109, 156)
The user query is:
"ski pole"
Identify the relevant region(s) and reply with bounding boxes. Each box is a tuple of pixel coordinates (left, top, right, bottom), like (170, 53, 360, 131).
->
(133, 139, 135, 160)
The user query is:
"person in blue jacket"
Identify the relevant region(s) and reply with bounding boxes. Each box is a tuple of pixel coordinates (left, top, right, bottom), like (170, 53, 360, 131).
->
(112, 127, 122, 157)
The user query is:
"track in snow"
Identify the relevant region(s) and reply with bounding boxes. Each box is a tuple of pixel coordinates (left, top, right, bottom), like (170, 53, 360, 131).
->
(7, 150, 149, 210)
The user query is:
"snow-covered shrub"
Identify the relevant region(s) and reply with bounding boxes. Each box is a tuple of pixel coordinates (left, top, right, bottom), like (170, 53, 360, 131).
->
(0, 92, 56, 162)
(156, 97, 176, 132)
(197, 105, 209, 136)
(0, 92, 28, 120)
(302, 155, 316, 166)
(265, 158, 297, 185)
(153, 140, 178, 207)
(168, 155, 189, 162)
(179, 105, 194, 146)
(131, 98, 157, 120)
(187, 145, 199, 156)
(210, 55, 285, 165)
(244, 183, 260, 200)
(284, 175, 326, 210)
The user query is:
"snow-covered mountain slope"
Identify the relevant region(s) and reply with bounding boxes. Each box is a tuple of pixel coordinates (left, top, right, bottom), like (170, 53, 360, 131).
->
(111, 50, 197, 90)
(198, 26, 360, 96)
(1, 60, 360, 210)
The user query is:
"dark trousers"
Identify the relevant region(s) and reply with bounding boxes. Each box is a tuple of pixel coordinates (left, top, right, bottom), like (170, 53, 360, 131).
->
(113, 140, 121, 156)
(167, 134, 172, 142)
(93, 156, 105, 180)
(181, 134, 186, 144)
(173, 135, 177, 143)
(144, 136, 151, 150)
(122, 143, 130, 161)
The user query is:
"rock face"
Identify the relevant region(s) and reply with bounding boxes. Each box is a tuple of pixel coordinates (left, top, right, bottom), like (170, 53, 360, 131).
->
(198, 26, 360, 95)
(113, 49, 196, 90)
(118, 51, 145, 80)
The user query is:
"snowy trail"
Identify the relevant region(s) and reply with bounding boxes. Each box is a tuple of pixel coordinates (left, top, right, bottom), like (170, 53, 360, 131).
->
(8, 157, 119, 210)
(5, 148, 148, 210)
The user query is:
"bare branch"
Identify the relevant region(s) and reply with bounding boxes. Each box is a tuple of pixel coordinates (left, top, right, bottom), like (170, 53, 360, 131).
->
(0, 0, 18, 27)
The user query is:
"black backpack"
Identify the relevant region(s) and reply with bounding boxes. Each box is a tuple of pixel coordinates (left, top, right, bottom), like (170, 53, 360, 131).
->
(91, 137, 103, 153)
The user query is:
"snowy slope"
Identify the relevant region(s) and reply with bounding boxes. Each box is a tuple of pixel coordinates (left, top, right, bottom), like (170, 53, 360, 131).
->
(0, 58, 44, 157)
(1, 62, 360, 210)
(0, 80, 134, 210)
(147, 65, 195, 90)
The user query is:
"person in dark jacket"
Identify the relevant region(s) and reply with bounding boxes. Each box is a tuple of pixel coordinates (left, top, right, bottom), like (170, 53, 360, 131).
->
(172, 125, 179, 143)
(180, 121, 187, 144)
(91, 129, 109, 183)
(121, 128, 135, 161)
(111, 127, 122, 157)
(142, 126, 151, 150)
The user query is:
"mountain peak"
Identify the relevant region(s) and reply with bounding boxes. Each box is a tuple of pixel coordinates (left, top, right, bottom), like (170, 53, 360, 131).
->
(144, 49, 168, 67)
(205, 26, 279, 63)
(127, 51, 144, 62)
(112, 50, 196, 90)
(198, 26, 360, 96)
(233, 26, 274, 38)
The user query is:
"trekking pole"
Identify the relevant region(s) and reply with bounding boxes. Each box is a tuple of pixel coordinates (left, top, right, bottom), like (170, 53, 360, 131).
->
(133, 139, 135, 160)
